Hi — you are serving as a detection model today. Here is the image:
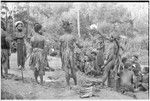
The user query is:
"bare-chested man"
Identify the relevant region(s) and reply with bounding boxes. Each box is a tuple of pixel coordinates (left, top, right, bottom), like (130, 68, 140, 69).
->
(118, 64, 138, 98)
(59, 20, 82, 88)
(101, 34, 123, 86)
(119, 64, 135, 93)
(29, 23, 48, 85)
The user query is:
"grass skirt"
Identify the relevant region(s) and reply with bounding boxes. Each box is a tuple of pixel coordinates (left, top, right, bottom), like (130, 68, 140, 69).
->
(29, 48, 46, 75)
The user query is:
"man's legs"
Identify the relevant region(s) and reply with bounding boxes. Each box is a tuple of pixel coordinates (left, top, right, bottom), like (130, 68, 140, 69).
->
(40, 74, 43, 85)
(4, 64, 8, 76)
(8, 55, 10, 69)
(65, 72, 71, 86)
(63, 53, 71, 87)
(4, 50, 9, 77)
(102, 61, 114, 85)
(70, 53, 77, 85)
(34, 69, 39, 83)
(1, 65, 4, 78)
(71, 69, 77, 85)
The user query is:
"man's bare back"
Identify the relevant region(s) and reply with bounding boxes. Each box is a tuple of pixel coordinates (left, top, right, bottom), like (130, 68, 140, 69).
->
(120, 69, 134, 86)
(120, 68, 134, 92)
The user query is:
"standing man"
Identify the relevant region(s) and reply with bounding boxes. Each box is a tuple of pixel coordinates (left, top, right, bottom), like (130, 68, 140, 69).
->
(29, 23, 54, 71)
(95, 38, 105, 75)
(14, 21, 26, 70)
(1, 20, 11, 78)
(101, 34, 122, 87)
(59, 20, 83, 88)
(29, 23, 53, 84)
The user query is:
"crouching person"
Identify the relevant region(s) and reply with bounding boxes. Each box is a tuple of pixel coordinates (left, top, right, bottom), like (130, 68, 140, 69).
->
(119, 64, 136, 98)
(134, 67, 149, 92)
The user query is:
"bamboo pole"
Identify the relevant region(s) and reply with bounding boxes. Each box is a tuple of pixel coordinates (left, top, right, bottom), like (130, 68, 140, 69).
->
(27, 3, 29, 37)
(6, 5, 8, 33)
(77, 3, 80, 38)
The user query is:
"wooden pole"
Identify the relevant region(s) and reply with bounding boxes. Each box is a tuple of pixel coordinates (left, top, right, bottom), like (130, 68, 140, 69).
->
(27, 3, 29, 38)
(12, 4, 15, 35)
(6, 6, 8, 33)
(77, 3, 81, 38)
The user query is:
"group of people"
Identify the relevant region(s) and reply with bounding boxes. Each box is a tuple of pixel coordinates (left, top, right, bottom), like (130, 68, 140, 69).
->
(1, 20, 28, 78)
(1, 20, 52, 84)
(1, 19, 149, 93)
(100, 43, 149, 93)
(119, 55, 149, 93)
(59, 20, 149, 94)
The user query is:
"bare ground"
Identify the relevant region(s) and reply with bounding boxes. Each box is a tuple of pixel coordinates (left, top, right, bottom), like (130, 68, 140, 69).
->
(1, 53, 149, 99)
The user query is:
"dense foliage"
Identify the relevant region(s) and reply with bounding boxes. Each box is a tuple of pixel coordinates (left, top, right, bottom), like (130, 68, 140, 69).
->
(2, 2, 148, 65)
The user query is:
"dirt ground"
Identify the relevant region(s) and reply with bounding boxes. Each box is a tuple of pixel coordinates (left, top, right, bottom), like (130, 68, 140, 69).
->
(1, 53, 149, 99)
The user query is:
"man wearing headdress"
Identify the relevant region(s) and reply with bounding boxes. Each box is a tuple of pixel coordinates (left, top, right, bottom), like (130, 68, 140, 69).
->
(14, 21, 26, 70)
(1, 20, 11, 78)
(130, 55, 141, 76)
(59, 20, 83, 88)
(129, 55, 142, 89)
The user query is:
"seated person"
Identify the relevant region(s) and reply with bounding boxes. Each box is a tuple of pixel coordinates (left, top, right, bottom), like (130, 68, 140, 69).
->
(130, 55, 141, 76)
(119, 64, 135, 93)
(134, 67, 149, 92)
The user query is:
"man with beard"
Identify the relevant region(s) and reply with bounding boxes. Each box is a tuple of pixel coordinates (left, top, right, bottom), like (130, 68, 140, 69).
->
(59, 20, 83, 89)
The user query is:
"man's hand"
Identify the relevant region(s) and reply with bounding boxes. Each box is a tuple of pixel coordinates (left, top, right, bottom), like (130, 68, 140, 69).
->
(9, 50, 11, 56)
